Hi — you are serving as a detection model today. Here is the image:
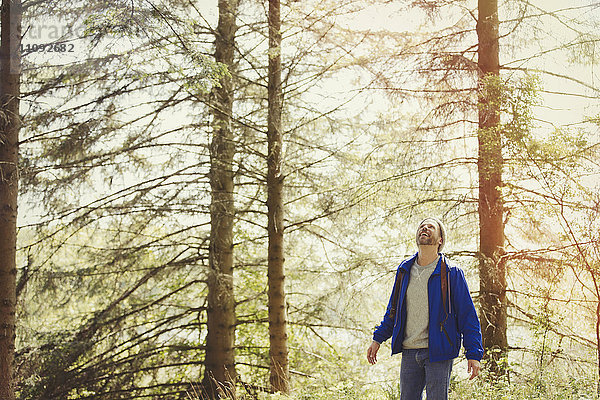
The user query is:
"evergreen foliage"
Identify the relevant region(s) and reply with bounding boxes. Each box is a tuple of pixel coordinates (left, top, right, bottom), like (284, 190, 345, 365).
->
(13, 0, 600, 398)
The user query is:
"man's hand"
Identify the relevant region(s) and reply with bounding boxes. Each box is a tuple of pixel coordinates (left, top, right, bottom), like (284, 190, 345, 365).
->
(467, 359, 481, 379)
(367, 341, 380, 365)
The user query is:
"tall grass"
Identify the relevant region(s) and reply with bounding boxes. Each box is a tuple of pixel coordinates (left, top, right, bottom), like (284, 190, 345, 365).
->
(188, 356, 597, 400)
(188, 371, 597, 400)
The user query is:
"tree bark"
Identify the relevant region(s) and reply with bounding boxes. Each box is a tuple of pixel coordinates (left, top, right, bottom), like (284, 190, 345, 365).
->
(476, 0, 508, 374)
(267, 0, 290, 394)
(202, 0, 239, 397)
(0, 1, 20, 399)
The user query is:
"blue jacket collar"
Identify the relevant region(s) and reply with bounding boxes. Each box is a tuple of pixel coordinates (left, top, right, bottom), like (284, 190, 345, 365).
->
(400, 252, 446, 275)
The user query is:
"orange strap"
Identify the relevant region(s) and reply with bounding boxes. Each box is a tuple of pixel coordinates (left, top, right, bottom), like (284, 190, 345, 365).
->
(389, 271, 404, 320)
(441, 258, 448, 316)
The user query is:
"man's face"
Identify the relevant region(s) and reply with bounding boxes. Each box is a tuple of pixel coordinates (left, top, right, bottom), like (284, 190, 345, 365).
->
(416, 219, 442, 249)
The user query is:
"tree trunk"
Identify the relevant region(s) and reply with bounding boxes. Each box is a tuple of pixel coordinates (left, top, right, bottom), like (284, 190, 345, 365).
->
(0, 1, 20, 399)
(267, 0, 290, 394)
(476, 0, 508, 374)
(202, 0, 239, 397)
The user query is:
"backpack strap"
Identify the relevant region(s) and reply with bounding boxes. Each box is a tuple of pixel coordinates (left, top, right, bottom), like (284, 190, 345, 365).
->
(389, 270, 404, 320)
(440, 257, 449, 316)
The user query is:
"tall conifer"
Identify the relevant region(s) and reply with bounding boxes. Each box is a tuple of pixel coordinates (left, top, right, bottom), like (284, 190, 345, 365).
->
(267, 0, 290, 393)
(203, 0, 239, 397)
(477, 0, 508, 373)
(0, 0, 21, 398)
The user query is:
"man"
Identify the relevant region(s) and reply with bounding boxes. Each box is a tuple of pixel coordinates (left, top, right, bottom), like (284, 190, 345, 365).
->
(367, 217, 483, 400)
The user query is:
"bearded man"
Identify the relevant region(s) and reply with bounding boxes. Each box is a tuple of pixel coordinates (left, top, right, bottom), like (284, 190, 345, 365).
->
(367, 218, 483, 400)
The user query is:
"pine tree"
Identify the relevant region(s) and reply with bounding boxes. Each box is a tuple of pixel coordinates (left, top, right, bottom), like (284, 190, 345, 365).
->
(0, 1, 21, 398)
(476, 0, 508, 372)
(202, 0, 239, 397)
(266, 0, 289, 393)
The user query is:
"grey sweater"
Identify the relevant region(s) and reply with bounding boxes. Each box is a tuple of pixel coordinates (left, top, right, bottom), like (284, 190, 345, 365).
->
(402, 256, 439, 349)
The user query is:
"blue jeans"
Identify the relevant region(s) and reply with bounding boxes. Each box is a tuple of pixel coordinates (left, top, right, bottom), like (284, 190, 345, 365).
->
(400, 348, 453, 400)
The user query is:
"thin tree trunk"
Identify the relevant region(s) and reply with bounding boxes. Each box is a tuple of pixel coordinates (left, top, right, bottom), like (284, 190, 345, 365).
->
(596, 296, 600, 397)
(0, 0, 21, 399)
(476, 0, 508, 374)
(267, 0, 290, 394)
(202, 0, 239, 397)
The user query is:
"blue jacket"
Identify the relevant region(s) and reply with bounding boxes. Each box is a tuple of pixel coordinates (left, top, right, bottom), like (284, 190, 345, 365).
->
(373, 253, 483, 362)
